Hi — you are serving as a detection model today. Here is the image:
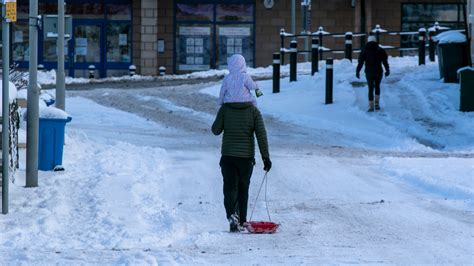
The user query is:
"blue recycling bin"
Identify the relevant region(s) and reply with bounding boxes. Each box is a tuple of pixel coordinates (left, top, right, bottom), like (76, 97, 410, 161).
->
(38, 116, 72, 171)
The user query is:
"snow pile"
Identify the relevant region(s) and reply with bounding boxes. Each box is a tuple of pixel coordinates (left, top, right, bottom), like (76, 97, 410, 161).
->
(201, 57, 474, 152)
(39, 106, 69, 120)
(434, 30, 467, 44)
(0, 81, 18, 116)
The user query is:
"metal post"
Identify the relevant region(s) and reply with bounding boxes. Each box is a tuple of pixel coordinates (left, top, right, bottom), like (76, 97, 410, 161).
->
(345, 32, 353, 62)
(291, 0, 295, 40)
(272, 53, 280, 93)
(418, 28, 426, 66)
(289, 40, 297, 82)
(56, 0, 65, 111)
(301, 0, 309, 62)
(325, 59, 333, 104)
(318, 27, 324, 60)
(374, 24, 381, 43)
(2, 3, 10, 214)
(280, 28, 285, 65)
(26, 0, 39, 188)
(429, 28, 436, 62)
(311, 38, 319, 75)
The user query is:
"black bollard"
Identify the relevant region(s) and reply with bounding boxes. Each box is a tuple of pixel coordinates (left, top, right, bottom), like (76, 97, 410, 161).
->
(88, 65, 95, 79)
(311, 38, 319, 75)
(325, 59, 333, 104)
(273, 53, 280, 93)
(428, 28, 436, 62)
(344, 32, 353, 62)
(129, 65, 136, 76)
(159, 66, 166, 76)
(290, 40, 297, 82)
(418, 28, 426, 65)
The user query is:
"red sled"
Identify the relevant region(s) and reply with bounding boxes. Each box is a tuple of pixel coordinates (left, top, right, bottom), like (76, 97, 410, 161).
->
(244, 221, 280, 234)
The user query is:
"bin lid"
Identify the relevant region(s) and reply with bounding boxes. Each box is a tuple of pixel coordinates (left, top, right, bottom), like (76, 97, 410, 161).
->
(434, 30, 467, 44)
(457, 66, 474, 74)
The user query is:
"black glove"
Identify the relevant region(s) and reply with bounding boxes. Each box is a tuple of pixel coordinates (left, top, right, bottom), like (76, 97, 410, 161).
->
(356, 72, 360, 79)
(385, 70, 390, 77)
(263, 157, 272, 172)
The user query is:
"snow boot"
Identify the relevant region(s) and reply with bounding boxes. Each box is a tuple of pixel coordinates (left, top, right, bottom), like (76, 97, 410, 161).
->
(368, 101, 375, 112)
(229, 214, 240, 233)
(374, 95, 381, 110)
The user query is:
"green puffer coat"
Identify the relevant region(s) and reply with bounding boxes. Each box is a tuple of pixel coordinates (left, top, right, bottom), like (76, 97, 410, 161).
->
(212, 103, 269, 159)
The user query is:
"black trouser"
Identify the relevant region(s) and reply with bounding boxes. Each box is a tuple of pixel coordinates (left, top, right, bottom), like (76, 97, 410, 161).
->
(366, 73, 383, 101)
(220, 156, 254, 225)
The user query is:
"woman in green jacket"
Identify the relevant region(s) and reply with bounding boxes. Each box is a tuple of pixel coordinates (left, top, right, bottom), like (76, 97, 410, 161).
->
(212, 101, 271, 232)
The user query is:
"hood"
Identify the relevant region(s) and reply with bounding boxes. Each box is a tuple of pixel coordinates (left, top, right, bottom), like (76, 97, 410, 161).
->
(224, 102, 253, 110)
(227, 54, 247, 74)
(366, 41, 379, 50)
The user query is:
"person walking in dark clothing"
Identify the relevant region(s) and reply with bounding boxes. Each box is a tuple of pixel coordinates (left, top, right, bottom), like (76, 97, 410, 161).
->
(212, 102, 271, 232)
(356, 34, 390, 112)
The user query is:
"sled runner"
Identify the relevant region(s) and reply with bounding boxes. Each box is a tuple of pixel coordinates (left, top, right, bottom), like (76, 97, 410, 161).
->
(245, 172, 280, 234)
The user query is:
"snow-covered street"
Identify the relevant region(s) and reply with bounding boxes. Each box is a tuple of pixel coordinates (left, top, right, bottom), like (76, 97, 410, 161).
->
(1, 57, 473, 264)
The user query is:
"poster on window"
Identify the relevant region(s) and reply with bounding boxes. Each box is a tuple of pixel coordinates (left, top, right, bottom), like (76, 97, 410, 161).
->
(178, 26, 211, 71)
(14, 31, 23, 43)
(119, 34, 128, 46)
(217, 26, 253, 69)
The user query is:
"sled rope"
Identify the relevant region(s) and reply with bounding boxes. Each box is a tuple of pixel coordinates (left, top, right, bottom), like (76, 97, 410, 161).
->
(249, 172, 272, 222)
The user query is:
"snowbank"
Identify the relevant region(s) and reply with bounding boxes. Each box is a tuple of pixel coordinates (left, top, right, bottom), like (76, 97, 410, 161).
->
(0, 81, 18, 116)
(201, 57, 474, 152)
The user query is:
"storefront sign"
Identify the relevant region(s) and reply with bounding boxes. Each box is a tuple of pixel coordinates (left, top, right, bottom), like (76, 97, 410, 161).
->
(219, 27, 251, 36)
(179, 27, 211, 36)
(5, 0, 17, 22)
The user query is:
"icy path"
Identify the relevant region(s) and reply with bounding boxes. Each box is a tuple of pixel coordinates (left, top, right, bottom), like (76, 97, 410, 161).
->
(2, 57, 474, 263)
(0, 98, 471, 264)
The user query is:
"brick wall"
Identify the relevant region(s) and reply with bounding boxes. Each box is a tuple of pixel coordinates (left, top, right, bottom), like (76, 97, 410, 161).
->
(369, 0, 464, 56)
(157, 1, 174, 74)
(133, 0, 159, 76)
(255, 0, 356, 67)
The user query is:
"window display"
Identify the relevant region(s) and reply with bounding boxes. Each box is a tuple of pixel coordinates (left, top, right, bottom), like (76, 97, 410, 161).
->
(177, 26, 212, 71)
(217, 26, 253, 69)
(175, 1, 255, 73)
(401, 4, 465, 55)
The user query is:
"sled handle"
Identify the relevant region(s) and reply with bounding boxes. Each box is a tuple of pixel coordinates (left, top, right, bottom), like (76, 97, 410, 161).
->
(249, 172, 272, 222)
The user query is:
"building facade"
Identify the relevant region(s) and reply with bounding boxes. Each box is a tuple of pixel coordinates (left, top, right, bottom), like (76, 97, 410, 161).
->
(3, 0, 468, 77)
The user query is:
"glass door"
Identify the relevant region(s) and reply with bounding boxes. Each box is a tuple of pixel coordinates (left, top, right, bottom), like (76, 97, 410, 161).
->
(70, 22, 103, 78)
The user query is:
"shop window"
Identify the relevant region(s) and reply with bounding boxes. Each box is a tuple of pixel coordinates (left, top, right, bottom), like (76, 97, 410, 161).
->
(67, 2, 104, 19)
(176, 4, 213, 21)
(12, 22, 30, 61)
(43, 39, 69, 62)
(216, 4, 253, 22)
(217, 25, 254, 69)
(106, 23, 131, 62)
(401, 3, 465, 55)
(176, 25, 212, 71)
(107, 4, 132, 20)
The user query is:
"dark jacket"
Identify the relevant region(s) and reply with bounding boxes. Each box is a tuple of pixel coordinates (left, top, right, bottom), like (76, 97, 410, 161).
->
(212, 102, 269, 159)
(356, 41, 390, 76)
